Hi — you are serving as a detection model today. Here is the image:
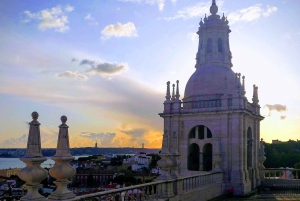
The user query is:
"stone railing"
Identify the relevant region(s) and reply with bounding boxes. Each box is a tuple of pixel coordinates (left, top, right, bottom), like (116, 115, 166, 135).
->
(264, 168, 300, 180)
(262, 168, 300, 187)
(65, 172, 223, 201)
(182, 100, 222, 110)
(0, 172, 223, 200)
(8, 112, 224, 201)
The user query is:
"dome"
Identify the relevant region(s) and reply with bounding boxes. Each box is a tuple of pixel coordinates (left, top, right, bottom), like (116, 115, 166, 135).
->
(184, 66, 238, 100)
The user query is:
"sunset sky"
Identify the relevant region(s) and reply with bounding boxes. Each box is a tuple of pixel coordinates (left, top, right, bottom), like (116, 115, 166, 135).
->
(0, 0, 299, 148)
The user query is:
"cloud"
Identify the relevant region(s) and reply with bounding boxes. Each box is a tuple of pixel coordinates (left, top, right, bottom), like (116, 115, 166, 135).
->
(65, 5, 74, 12)
(262, 5, 278, 17)
(80, 132, 116, 146)
(0, 126, 58, 148)
(23, 5, 73, 33)
(71, 58, 78, 62)
(86, 63, 129, 75)
(121, 128, 147, 138)
(188, 32, 198, 41)
(80, 59, 95, 66)
(83, 14, 98, 25)
(80, 59, 128, 76)
(119, 127, 151, 147)
(227, 4, 277, 25)
(0, 134, 28, 148)
(264, 104, 287, 116)
(84, 14, 94, 20)
(161, 1, 216, 20)
(101, 22, 138, 40)
(118, 0, 176, 11)
(89, 22, 99, 26)
(56, 70, 89, 81)
(280, 116, 286, 120)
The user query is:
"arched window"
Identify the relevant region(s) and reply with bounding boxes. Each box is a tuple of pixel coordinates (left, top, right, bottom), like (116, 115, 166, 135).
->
(218, 38, 223, 52)
(188, 125, 212, 139)
(207, 38, 212, 53)
(188, 127, 196, 138)
(203, 143, 213, 171)
(188, 143, 200, 171)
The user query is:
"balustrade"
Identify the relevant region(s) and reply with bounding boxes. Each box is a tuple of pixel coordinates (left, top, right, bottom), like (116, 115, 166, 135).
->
(264, 168, 300, 180)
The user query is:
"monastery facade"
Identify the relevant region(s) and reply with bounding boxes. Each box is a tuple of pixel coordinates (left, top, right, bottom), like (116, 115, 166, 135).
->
(158, 0, 264, 195)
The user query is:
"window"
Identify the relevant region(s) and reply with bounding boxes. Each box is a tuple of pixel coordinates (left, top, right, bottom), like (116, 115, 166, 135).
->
(228, 98, 232, 106)
(207, 38, 212, 53)
(218, 38, 223, 52)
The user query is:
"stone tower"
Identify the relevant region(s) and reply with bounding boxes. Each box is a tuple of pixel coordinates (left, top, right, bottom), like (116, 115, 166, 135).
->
(159, 0, 264, 195)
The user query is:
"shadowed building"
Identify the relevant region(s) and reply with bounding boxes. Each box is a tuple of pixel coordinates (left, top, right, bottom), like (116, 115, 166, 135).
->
(159, 0, 264, 195)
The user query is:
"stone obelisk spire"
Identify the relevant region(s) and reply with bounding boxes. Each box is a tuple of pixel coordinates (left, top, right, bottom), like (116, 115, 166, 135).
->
(48, 115, 76, 200)
(18, 112, 47, 201)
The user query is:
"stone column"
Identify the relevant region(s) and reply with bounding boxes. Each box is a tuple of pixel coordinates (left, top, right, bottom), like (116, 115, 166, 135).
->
(212, 139, 222, 172)
(18, 112, 48, 201)
(48, 116, 76, 200)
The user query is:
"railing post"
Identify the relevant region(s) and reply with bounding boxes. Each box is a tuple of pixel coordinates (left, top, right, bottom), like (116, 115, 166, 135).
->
(18, 112, 48, 201)
(48, 116, 76, 200)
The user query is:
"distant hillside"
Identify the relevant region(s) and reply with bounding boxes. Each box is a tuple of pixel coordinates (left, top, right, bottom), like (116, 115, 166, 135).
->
(0, 147, 161, 158)
(264, 141, 300, 168)
(70, 147, 161, 156)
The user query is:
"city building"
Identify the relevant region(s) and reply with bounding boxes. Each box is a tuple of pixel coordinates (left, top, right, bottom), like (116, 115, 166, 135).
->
(74, 169, 116, 186)
(0, 168, 21, 178)
(130, 152, 152, 172)
(272, 139, 282, 144)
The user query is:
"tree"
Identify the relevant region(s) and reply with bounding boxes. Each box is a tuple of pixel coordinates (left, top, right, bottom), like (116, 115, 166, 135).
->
(110, 157, 123, 166)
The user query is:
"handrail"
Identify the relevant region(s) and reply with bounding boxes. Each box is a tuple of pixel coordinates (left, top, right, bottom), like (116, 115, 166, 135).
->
(64, 172, 223, 201)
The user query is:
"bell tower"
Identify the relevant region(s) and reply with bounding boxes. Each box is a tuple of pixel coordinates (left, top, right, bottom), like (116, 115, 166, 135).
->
(196, 0, 232, 69)
(158, 0, 264, 196)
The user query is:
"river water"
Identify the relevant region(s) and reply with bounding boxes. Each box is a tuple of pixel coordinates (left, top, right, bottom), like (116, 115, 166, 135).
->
(0, 156, 89, 169)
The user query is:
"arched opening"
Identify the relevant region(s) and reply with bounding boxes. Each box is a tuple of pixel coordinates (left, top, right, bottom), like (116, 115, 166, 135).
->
(188, 143, 200, 171)
(218, 38, 223, 52)
(203, 143, 213, 171)
(188, 127, 196, 138)
(188, 125, 212, 139)
(247, 127, 252, 168)
(207, 38, 212, 53)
